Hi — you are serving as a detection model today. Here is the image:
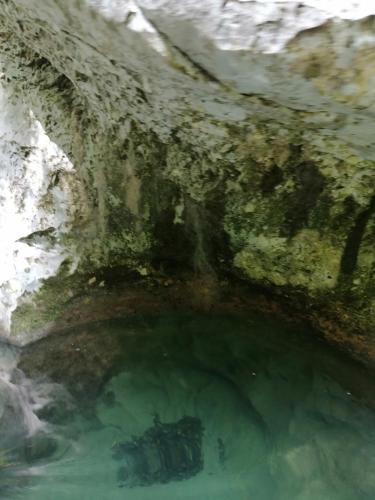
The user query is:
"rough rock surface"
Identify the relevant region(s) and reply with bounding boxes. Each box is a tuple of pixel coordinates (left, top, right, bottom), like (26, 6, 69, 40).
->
(0, 0, 374, 359)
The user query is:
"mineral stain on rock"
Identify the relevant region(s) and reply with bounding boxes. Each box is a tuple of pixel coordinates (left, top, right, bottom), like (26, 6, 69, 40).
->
(260, 165, 284, 195)
(112, 415, 204, 487)
(1, 0, 375, 364)
(283, 161, 325, 238)
(340, 195, 375, 275)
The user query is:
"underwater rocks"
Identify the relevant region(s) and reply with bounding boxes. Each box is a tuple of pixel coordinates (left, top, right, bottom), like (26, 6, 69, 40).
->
(5, 313, 375, 498)
(113, 415, 204, 487)
(0, 367, 58, 486)
(0, 378, 31, 451)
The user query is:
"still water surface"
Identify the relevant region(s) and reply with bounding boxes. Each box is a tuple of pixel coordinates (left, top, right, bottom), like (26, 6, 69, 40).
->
(1, 313, 375, 500)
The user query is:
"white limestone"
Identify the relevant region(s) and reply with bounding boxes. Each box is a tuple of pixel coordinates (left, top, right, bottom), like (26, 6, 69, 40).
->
(88, 0, 375, 53)
(0, 85, 76, 337)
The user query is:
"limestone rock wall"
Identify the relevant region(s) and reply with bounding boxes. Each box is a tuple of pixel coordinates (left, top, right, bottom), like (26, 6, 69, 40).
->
(0, 84, 81, 339)
(0, 0, 374, 358)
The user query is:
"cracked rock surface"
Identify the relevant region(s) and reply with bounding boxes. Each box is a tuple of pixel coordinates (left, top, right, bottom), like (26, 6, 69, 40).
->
(0, 0, 374, 361)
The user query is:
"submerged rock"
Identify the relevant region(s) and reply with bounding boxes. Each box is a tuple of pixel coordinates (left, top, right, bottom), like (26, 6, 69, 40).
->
(113, 415, 204, 487)
(23, 432, 58, 464)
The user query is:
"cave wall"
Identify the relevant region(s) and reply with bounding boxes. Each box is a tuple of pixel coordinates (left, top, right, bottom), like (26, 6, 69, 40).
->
(0, 0, 374, 358)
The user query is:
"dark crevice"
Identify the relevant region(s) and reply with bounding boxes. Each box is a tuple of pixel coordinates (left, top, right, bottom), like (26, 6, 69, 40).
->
(151, 205, 195, 274)
(158, 32, 222, 85)
(283, 161, 325, 237)
(17, 227, 57, 247)
(134, 9, 224, 87)
(27, 56, 50, 69)
(261, 165, 283, 195)
(340, 195, 375, 275)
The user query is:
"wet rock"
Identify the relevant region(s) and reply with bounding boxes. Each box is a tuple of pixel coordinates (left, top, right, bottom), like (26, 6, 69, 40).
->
(24, 432, 58, 463)
(0, 378, 33, 450)
(113, 415, 204, 487)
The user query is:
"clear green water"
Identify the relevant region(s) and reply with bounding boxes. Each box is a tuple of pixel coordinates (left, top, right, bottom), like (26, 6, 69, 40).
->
(2, 313, 375, 500)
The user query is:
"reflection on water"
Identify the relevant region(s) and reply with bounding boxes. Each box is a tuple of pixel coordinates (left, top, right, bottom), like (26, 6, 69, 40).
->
(1, 313, 375, 500)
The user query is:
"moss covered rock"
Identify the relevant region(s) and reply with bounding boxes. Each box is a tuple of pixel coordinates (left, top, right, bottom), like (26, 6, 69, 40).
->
(0, 0, 374, 361)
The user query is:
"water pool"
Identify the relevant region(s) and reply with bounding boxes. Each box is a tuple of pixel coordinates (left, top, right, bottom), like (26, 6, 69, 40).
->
(1, 313, 375, 500)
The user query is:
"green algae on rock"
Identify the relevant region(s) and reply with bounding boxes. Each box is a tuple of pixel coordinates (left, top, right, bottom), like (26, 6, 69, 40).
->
(0, 0, 374, 361)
